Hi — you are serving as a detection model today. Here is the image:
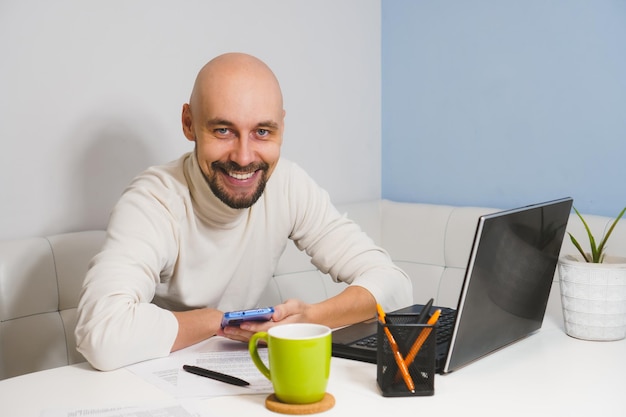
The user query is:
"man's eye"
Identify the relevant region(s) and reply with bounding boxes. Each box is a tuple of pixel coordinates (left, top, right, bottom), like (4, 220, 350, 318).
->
(215, 128, 229, 135)
(257, 129, 269, 137)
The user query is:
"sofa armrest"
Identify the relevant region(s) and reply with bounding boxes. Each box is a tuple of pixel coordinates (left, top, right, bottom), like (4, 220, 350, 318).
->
(0, 231, 105, 380)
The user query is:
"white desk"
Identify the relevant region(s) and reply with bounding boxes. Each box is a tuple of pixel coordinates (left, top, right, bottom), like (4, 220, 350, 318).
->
(2, 287, 625, 417)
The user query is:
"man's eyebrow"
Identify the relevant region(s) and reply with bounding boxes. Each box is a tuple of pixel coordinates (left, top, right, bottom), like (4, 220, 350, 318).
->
(207, 118, 234, 127)
(256, 120, 280, 130)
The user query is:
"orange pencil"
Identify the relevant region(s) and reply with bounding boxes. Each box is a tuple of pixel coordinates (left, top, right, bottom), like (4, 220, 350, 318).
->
(404, 308, 441, 367)
(376, 304, 415, 393)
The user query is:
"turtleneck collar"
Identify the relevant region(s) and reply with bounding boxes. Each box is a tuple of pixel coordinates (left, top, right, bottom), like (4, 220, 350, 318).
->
(183, 152, 248, 228)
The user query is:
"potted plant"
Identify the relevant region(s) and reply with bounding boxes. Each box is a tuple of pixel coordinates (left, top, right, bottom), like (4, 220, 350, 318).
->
(558, 206, 626, 341)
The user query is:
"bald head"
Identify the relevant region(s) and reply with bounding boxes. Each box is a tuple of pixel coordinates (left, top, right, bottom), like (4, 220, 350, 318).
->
(188, 53, 284, 118)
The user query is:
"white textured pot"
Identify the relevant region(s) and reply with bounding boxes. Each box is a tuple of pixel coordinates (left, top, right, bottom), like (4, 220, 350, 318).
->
(558, 255, 626, 341)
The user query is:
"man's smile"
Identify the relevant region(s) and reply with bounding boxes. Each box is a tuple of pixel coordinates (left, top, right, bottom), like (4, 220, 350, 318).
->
(227, 170, 257, 181)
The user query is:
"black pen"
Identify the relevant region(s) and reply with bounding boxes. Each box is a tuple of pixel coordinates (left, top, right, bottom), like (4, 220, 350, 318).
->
(182, 364, 250, 386)
(417, 298, 434, 324)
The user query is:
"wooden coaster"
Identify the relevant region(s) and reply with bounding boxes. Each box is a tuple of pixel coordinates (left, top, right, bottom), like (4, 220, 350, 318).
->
(265, 393, 335, 415)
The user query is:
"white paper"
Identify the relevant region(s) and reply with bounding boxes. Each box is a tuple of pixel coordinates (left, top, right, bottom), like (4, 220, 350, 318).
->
(40, 399, 214, 417)
(126, 336, 273, 398)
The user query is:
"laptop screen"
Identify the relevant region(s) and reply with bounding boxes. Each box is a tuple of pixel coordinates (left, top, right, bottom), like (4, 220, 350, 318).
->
(444, 197, 572, 372)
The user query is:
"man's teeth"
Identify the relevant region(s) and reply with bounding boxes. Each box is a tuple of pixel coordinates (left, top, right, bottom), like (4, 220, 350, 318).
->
(229, 171, 255, 180)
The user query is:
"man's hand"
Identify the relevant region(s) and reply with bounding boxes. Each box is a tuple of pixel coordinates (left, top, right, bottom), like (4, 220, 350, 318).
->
(217, 299, 308, 341)
(219, 286, 377, 342)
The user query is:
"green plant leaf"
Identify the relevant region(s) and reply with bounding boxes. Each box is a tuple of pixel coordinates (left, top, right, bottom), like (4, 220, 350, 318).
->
(568, 232, 591, 262)
(595, 206, 626, 261)
(570, 206, 626, 263)
(573, 207, 599, 262)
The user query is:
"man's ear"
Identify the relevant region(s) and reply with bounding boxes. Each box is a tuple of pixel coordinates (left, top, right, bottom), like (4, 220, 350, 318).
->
(181, 103, 195, 141)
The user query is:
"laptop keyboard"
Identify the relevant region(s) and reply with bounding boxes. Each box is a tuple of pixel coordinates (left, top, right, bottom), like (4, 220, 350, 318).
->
(434, 307, 457, 344)
(351, 307, 457, 349)
(354, 335, 378, 349)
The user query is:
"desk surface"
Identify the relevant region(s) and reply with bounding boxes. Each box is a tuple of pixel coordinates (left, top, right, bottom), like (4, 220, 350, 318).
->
(2, 286, 625, 417)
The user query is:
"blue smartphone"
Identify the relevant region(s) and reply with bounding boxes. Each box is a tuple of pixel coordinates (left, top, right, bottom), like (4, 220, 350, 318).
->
(220, 307, 275, 328)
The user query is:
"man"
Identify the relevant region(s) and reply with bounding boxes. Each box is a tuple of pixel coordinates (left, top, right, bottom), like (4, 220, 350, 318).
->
(75, 53, 412, 371)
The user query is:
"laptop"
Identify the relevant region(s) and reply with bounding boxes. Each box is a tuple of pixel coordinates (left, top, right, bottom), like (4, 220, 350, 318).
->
(332, 197, 573, 374)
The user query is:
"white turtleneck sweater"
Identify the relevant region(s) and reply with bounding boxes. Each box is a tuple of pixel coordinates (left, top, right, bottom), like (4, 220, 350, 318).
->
(75, 152, 412, 370)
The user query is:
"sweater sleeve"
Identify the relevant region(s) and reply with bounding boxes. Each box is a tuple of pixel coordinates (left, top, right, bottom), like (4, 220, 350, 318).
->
(285, 164, 413, 312)
(75, 175, 181, 371)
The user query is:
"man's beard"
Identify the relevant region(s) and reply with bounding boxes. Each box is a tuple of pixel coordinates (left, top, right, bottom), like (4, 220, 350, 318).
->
(203, 160, 269, 209)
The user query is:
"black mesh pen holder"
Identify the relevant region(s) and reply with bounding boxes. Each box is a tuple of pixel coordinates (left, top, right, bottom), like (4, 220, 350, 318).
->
(376, 313, 436, 397)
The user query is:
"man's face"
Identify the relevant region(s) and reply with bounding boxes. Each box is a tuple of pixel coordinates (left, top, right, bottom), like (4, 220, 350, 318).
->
(182, 67, 284, 209)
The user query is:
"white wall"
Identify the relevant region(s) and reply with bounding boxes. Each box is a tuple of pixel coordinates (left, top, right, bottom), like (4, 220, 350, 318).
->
(0, 0, 382, 240)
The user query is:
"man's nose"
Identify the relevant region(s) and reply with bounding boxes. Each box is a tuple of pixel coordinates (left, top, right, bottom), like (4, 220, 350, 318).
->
(230, 137, 255, 168)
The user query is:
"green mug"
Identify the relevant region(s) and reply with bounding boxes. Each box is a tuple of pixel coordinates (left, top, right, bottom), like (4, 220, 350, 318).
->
(249, 323, 332, 404)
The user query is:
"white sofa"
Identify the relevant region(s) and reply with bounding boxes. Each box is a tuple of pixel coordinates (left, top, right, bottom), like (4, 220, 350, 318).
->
(1, 199, 624, 380)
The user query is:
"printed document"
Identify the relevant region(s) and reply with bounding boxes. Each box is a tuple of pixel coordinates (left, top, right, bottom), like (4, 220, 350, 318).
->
(41, 399, 214, 417)
(126, 336, 273, 398)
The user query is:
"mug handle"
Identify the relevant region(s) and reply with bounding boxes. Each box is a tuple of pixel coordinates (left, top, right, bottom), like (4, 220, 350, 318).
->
(249, 331, 271, 380)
